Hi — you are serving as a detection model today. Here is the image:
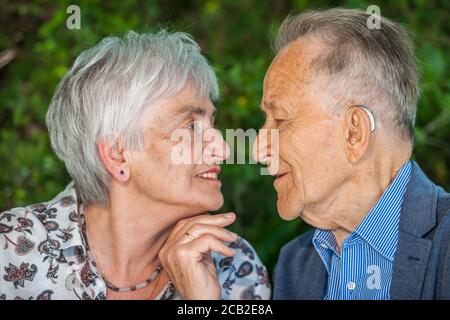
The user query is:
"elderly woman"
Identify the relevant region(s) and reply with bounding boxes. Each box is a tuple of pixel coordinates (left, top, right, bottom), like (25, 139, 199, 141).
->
(0, 30, 271, 300)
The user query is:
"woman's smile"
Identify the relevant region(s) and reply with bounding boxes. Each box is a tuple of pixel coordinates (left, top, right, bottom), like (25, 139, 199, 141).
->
(195, 166, 222, 185)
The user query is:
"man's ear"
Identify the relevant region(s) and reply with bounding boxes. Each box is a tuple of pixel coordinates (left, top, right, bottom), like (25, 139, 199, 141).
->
(97, 138, 130, 182)
(343, 106, 373, 163)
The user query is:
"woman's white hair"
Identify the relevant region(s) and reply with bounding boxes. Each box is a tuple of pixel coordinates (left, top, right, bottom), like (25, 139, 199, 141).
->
(46, 30, 219, 207)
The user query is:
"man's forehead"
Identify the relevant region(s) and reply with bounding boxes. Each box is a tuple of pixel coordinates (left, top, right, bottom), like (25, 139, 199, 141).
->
(272, 36, 323, 76)
(263, 40, 318, 102)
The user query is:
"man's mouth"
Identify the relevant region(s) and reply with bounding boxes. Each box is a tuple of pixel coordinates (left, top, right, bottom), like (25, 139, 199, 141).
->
(195, 166, 221, 180)
(274, 172, 288, 179)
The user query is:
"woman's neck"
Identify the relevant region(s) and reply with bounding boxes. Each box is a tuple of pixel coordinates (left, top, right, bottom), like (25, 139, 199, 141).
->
(83, 191, 188, 287)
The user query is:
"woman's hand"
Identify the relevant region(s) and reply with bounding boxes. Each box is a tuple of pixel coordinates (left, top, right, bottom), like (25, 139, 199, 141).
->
(158, 212, 237, 300)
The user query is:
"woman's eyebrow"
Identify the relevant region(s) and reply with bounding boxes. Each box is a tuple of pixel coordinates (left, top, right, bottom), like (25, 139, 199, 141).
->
(177, 105, 206, 117)
(177, 105, 216, 119)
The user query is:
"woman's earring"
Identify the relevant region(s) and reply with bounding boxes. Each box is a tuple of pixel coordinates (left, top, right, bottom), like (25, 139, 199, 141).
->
(120, 170, 125, 175)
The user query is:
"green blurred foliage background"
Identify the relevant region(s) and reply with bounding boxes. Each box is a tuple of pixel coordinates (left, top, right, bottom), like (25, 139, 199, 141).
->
(1, 0, 449, 273)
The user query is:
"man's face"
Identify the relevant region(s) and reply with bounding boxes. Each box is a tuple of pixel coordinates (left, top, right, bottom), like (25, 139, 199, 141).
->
(253, 39, 346, 222)
(128, 85, 230, 216)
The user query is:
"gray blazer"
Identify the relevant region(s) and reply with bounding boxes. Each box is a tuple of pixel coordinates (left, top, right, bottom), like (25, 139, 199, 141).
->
(273, 161, 450, 299)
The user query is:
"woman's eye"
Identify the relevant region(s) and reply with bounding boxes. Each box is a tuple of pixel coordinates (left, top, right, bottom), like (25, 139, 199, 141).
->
(187, 122, 196, 130)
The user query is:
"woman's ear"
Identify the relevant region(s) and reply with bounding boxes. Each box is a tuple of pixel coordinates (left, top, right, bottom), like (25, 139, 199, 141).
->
(343, 106, 373, 163)
(97, 138, 130, 182)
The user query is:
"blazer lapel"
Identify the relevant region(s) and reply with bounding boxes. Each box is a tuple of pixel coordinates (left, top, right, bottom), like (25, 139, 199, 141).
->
(297, 249, 328, 299)
(390, 231, 432, 299)
(390, 161, 437, 299)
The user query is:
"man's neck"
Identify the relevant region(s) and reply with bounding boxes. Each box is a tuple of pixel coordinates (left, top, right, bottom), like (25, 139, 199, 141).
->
(307, 151, 411, 251)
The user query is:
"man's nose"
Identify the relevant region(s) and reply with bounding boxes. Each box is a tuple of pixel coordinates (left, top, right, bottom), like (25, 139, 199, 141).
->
(253, 128, 271, 164)
(203, 128, 230, 164)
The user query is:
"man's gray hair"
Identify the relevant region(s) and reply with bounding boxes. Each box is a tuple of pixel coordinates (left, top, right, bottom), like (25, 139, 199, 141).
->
(274, 8, 419, 140)
(46, 30, 219, 207)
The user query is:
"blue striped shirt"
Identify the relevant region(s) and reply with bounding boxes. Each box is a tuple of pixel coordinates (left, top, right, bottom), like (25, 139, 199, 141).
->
(312, 160, 412, 300)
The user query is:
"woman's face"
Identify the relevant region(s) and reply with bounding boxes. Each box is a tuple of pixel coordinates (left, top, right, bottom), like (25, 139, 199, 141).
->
(127, 85, 230, 214)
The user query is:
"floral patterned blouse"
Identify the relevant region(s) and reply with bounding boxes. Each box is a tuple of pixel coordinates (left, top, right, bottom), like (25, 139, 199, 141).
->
(0, 183, 271, 300)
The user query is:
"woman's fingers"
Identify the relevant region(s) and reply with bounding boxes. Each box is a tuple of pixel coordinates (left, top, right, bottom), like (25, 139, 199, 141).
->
(182, 223, 237, 243)
(159, 213, 238, 300)
(169, 212, 236, 243)
(173, 212, 236, 233)
(184, 234, 237, 259)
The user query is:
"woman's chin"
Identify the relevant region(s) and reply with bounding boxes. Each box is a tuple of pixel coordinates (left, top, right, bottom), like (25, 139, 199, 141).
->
(210, 196, 224, 211)
(200, 194, 224, 212)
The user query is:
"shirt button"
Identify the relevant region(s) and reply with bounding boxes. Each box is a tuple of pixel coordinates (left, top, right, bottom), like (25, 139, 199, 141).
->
(320, 243, 328, 249)
(347, 282, 356, 290)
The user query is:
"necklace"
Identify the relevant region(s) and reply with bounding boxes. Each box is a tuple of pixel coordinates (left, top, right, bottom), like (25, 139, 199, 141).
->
(79, 204, 163, 293)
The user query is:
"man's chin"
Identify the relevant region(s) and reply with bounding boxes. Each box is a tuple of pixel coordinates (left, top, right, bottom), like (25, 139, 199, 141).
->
(276, 200, 302, 221)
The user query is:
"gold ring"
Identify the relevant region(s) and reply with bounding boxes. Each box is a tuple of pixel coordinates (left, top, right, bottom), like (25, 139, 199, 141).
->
(185, 232, 195, 241)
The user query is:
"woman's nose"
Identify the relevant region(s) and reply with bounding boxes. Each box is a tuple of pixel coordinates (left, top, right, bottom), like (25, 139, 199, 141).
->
(203, 128, 230, 164)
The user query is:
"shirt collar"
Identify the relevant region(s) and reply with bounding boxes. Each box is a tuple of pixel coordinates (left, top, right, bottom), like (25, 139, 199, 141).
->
(313, 160, 412, 265)
(313, 228, 338, 274)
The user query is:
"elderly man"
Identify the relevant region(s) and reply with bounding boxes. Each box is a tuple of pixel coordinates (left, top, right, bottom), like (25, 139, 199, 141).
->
(253, 8, 450, 299)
